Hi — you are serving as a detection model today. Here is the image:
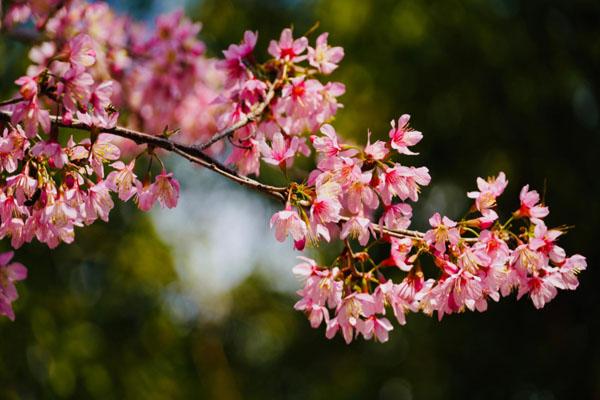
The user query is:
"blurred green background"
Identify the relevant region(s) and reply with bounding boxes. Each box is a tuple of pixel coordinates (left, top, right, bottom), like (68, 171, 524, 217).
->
(1, 0, 599, 398)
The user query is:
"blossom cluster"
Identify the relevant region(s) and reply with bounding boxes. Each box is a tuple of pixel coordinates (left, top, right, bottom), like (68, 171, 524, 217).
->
(2, 28, 180, 251)
(0, 0, 347, 320)
(0, 0, 587, 336)
(218, 28, 345, 175)
(272, 118, 587, 343)
(271, 115, 429, 250)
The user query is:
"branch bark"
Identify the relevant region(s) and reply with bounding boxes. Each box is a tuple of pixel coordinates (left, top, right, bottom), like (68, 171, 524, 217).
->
(0, 97, 25, 107)
(0, 109, 469, 243)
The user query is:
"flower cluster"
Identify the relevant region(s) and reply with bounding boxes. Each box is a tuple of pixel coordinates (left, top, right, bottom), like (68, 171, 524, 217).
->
(217, 28, 345, 175)
(271, 115, 429, 249)
(125, 10, 222, 145)
(1, 27, 181, 251)
(0, 0, 586, 334)
(272, 117, 586, 343)
(12, 1, 223, 149)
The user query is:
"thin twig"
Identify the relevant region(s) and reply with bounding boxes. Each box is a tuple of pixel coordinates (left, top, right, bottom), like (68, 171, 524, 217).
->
(0, 96, 24, 107)
(195, 81, 277, 151)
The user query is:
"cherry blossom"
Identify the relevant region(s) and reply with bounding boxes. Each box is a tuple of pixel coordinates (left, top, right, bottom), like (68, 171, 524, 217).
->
(268, 28, 308, 62)
(0, 0, 586, 337)
(270, 206, 308, 243)
(0, 251, 27, 320)
(516, 185, 549, 219)
(424, 213, 460, 253)
(307, 33, 344, 74)
(388, 115, 423, 155)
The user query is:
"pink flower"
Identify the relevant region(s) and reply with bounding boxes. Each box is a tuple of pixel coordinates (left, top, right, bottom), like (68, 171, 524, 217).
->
(153, 171, 180, 208)
(135, 181, 156, 212)
(310, 124, 342, 157)
(219, 30, 257, 84)
(389, 237, 414, 271)
(29, 41, 56, 66)
(364, 130, 388, 161)
(0, 193, 26, 227)
(239, 78, 267, 107)
(359, 315, 394, 342)
(476, 209, 499, 229)
(90, 134, 120, 177)
(90, 81, 115, 114)
(106, 160, 139, 201)
(41, 195, 78, 248)
(555, 254, 587, 290)
(518, 272, 559, 309)
(31, 141, 68, 169)
(424, 213, 460, 253)
(307, 32, 344, 74)
(15, 75, 38, 100)
(467, 172, 508, 211)
(457, 245, 491, 273)
(378, 276, 433, 326)
(318, 81, 346, 121)
(55, 66, 94, 113)
(327, 294, 368, 344)
(75, 111, 119, 129)
(340, 216, 371, 246)
(6, 169, 37, 204)
(270, 206, 308, 243)
(3, 4, 31, 29)
(345, 171, 378, 214)
(294, 298, 329, 328)
(516, 185, 549, 219)
(260, 132, 299, 168)
(378, 165, 431, 203)
(11, 98, 50, 137)
(63, 34, 96, 67)
(0, 218, 26, 249)
(292, 256, 321, 280)
(422, 269, 484, 319)
(0, 126, 28, 173)
(528, 219, 565, 264)
(379, 203, 412, 230)
(478, 230, 511, 266)
(0, 251, 27, 320)
(268, 28, 308, 62)
(85, 181, 114, 223)
(511, 244, 544, 275)
(310, 181, 342, 241)
(388, 115, 422, 155)
(226, 136, 261, 176)
(293, 257, 342, 309)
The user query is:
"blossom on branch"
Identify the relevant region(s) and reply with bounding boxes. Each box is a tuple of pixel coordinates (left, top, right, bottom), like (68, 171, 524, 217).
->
(0, 0, 587, 339)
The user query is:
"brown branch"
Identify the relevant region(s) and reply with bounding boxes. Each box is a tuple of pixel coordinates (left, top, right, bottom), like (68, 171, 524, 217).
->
(0, 110, 287, 202)
(0, 96, 24, 107)
(338, 215, 424, 242)
(0, 110, 460, 243)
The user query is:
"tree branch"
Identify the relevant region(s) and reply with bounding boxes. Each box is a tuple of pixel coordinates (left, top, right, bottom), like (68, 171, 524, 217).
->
(0, 109, 288, 202)
(0, 109, 463, 243)
(0, 97, 24, 107)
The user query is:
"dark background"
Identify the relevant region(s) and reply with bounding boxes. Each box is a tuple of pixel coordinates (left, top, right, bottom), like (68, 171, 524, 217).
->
(0, 0, 598, 398)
